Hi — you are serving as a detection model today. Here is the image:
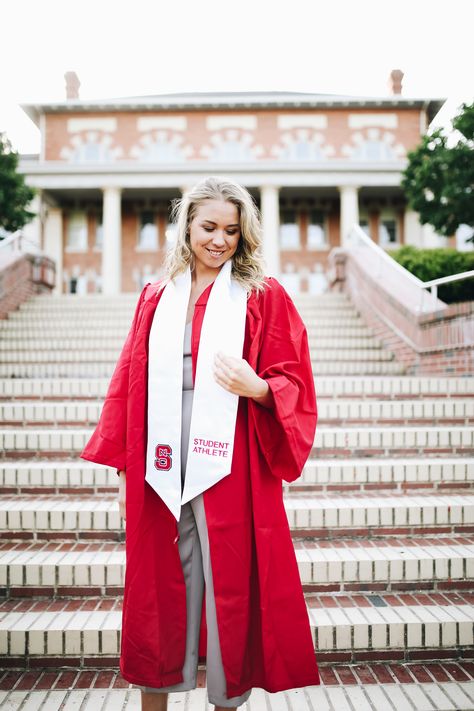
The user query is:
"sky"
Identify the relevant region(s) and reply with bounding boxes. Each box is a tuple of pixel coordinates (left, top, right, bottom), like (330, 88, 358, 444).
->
(1, 0, 473, 154)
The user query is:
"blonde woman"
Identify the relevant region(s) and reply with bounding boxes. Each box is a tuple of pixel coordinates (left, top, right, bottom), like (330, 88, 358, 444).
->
(81, 176, 320, 711)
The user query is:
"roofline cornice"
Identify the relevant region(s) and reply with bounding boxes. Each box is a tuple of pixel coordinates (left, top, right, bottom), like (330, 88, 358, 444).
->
(20, 93, 446, 127)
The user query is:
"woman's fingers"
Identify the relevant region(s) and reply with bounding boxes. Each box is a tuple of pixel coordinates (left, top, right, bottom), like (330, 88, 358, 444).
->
(214, 352, 261, 398)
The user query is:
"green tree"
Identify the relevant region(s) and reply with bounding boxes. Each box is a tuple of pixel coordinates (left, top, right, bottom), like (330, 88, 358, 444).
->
(400, 101, 474, 244)
(0, 132, 36, 235)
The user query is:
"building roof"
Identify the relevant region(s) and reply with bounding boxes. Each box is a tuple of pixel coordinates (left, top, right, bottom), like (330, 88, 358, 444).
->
(20, 89, 446, 126)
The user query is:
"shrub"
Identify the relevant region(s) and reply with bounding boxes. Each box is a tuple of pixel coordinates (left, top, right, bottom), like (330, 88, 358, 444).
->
(386, 245, 474, 304)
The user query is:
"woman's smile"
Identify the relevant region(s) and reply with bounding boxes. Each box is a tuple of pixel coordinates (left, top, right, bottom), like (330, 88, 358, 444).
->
(206, 247, 226, 257)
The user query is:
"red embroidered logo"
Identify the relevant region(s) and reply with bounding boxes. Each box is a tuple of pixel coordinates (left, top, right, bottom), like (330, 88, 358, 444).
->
(155, 444, 172, 471)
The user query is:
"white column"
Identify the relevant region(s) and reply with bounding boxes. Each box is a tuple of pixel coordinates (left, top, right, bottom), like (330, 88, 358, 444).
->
(260, 184, 280, 278)
(43, 207, 63, 294)
(338, 185, 360, 246)
(403, 209, 424, 247)
(22, 192, 42, 249)
(102, 186, 122, 295)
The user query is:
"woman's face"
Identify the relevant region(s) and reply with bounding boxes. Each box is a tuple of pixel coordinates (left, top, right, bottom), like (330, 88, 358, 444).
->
(188, 199, 241, 277)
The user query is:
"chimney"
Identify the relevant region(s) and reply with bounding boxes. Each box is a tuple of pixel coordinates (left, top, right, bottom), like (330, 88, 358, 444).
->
(388, 69, 404, 95)
(65, 71, 81, 100)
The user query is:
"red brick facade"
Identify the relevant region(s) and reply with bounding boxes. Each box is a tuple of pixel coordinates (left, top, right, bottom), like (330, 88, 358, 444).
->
(19, 88, 447, 294)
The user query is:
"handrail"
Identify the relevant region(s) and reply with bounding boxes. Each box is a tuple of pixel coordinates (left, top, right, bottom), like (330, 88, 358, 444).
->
(348, 224, 426, 287)
(346, 224, 473, 314)
(0, 230, 42, 256)
(421, 270, 474, 303)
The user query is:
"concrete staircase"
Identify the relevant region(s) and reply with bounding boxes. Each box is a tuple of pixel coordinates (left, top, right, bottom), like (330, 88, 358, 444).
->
(1, 291, 473, 710)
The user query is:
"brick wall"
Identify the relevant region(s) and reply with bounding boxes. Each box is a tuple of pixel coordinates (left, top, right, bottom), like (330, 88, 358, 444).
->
(44, 108, 422, 162)
(329, 249, 474, 375)
(0, 254, 56, 319)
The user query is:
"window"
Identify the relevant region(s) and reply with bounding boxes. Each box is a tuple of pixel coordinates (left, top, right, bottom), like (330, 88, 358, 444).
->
(307, 209, 327, 249)
(280, 209, 300, 249)
(66, 211, 88, 251)
(379, 218, 397, 245)
(138, 211, 158, 250)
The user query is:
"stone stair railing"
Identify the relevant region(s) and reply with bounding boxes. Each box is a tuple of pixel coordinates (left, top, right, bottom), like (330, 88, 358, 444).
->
(328, 224, 474, 375)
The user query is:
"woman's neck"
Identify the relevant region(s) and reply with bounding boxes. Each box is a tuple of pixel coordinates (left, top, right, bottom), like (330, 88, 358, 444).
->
(191, 262, 222, 289)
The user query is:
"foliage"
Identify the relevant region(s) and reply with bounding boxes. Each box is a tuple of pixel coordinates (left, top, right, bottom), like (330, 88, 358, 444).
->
(0, 132, 36, 234)
(387, 245, 474, 303)
(400, 101, 474, 243)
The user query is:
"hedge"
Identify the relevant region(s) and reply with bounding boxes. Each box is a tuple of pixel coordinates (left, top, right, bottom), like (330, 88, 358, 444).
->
(386, 245, 474, 304)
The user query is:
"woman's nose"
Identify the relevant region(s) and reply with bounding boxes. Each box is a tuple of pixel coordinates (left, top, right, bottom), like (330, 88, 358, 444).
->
(211, 231, 226, 245)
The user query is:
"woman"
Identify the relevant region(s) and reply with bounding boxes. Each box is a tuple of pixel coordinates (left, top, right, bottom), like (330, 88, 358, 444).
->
(80, 176, 320, 710)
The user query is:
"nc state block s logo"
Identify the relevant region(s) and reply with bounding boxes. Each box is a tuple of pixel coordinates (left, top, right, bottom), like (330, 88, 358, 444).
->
(154, 444, 172, 471)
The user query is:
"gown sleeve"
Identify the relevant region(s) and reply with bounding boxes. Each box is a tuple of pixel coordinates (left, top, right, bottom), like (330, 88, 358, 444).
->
(79, 285, 148, 471)
(249, 277, 317, 483)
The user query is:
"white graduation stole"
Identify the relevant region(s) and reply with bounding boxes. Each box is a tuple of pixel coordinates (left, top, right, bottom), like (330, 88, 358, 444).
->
(145, 259, 247, 522)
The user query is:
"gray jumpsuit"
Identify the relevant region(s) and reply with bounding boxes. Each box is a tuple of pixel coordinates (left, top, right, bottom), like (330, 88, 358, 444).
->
(136, 322, 252, 708)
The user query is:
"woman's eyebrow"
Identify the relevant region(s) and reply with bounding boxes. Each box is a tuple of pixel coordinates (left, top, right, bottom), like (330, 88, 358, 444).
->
(201, 219, 240, 227)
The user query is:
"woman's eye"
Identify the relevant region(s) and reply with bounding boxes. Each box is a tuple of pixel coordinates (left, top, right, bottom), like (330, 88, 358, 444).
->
(203, 227, 214, 232)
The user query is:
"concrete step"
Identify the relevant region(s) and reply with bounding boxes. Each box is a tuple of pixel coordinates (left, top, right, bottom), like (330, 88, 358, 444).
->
(0, 335, 387, 351)
(0, 324, 376, 340)
(0, 347, 398, 364)
(4, 398, 471, 427)
(2, 667, 474, 711)
(17, 297, 352, 313)
(306, 592, 474, 660)
(1, 593, 473, 664)
(1, 425, 472, 459)
(284, 493, 474, 537)
(1, 537, 473, 596)
(22, 291, 349, 301)
(17, 294, 350, 310)
(298, 457, 474, 492)
(12, 305, 362, 320)
(0, 376, 471, 401)
(2, 314, 367, 328)
(2, 458, 472, 495)
(1, 493, 472, 540)
(0, 361, 408, 377)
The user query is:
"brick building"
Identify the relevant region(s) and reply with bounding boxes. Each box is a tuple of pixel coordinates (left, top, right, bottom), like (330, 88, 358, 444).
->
(18, 70, 446, 295)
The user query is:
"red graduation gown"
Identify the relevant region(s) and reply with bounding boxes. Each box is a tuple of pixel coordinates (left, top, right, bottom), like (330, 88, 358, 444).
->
(80, 275, 320, 696)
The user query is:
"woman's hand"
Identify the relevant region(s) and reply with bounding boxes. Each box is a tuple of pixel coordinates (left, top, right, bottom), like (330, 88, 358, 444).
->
(213, 352, 274, 408)
(117, 470, 126, 521)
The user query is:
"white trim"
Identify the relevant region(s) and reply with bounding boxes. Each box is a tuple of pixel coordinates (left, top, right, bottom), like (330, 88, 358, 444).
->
(67, 118, 117, 133)
(137, 116, 187, 131)
(348, 113, 398, 129)
(206, 115, 257, 130)
(20, 164, 407, 190)
(277, 114, 327, 130)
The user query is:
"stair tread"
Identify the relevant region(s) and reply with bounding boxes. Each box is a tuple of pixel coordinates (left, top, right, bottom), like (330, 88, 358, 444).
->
(1, 539, 473, 562)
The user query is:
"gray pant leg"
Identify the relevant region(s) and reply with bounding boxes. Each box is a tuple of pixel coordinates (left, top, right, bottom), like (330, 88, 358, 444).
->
(135, 500, 203, 694)
(191, 494, 252, 708)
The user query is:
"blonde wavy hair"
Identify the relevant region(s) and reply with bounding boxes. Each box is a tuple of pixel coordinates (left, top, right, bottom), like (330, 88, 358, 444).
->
(163, 176, 268, 293)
